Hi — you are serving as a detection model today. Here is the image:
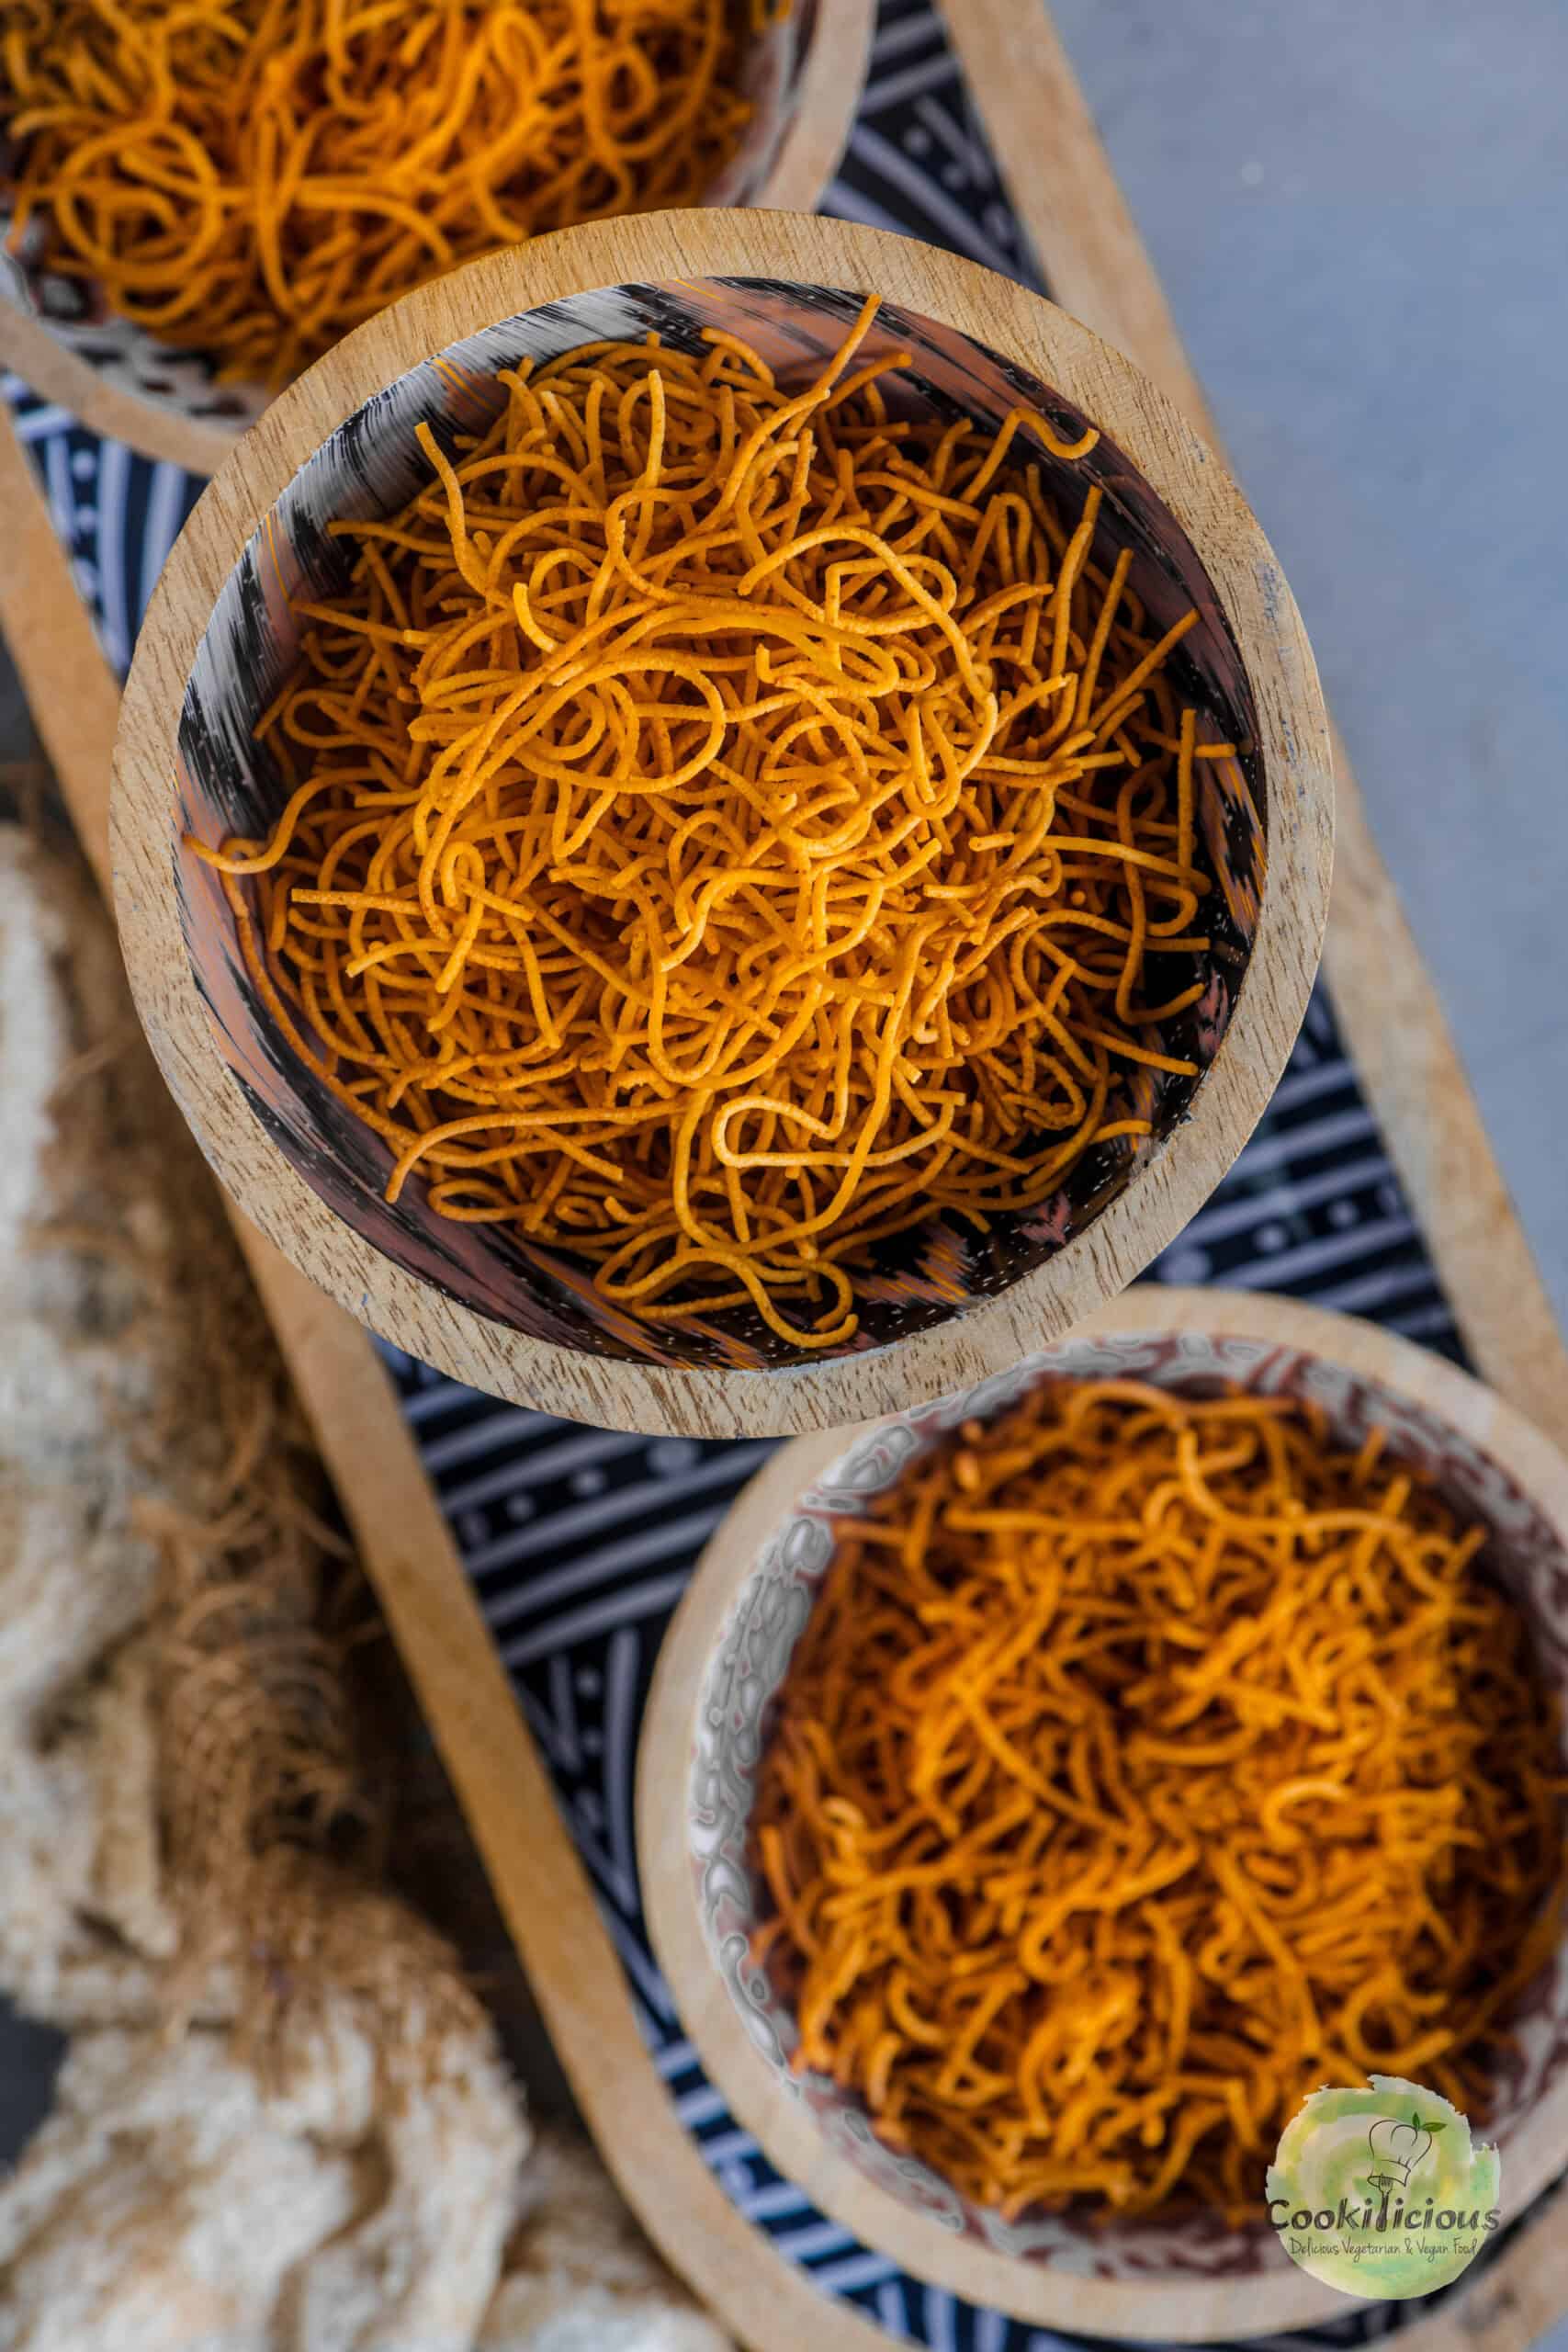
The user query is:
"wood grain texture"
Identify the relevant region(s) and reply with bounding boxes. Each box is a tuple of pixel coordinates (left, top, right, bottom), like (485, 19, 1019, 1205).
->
(0, 398, 895, 2352)
(937, 0, 1568, 1460)
(0, 417, 127, 875)
(932, 6, 1568, 2337)
(0, 0, 873, 477)
(752, 0, 874, 216)
(1404, 2220, 1568, 2352)
(639, 1281, 1568, 2340)
(8, 5, 1562, 2341)
(110, 207, 1333, 1439)
(0, 305, 243, 471)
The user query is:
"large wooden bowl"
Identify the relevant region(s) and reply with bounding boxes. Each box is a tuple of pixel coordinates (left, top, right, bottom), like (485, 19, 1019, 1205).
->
(0, 0, 873, 473)
(638, 1286, 1568, 2337)
(111, 210, 1332, 1439)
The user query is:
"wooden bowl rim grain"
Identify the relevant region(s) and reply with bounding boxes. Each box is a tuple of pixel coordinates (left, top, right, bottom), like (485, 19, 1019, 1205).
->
(110, 209, 1333, 1439)
(0, 0, 874, 474)
(637, 1284, 1568, 2337)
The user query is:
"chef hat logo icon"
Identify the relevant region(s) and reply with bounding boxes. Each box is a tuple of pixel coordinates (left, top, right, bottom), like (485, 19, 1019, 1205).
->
(1367, 2106, 1446, 2188)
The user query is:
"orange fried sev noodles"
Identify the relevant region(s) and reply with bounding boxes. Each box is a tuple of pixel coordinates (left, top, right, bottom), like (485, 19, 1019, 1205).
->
(188, 298, 1221, 1349)
(752, 1381, 1568, 2219)
(1, 0, 761, 388)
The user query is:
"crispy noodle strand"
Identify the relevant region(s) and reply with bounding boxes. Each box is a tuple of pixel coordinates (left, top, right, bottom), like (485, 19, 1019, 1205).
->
(2, 0, 764, 387)
(754, 1381, 1568, 2218)
(190, 300, 1223, 1347)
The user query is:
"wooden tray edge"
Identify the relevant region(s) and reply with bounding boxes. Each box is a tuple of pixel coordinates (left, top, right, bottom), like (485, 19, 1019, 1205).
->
(5, 3, 1565, 2328)
(0, 402, 887, 2352)
(937, 0, 1568, 1463)
(933, 12, 1568, 2341)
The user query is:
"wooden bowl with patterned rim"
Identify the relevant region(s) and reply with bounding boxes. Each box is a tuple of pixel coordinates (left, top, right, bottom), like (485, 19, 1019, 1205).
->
(0, 0, 874, 473)
(110, 209, 1331, 1439)
(637, 1286, 1568, 2337)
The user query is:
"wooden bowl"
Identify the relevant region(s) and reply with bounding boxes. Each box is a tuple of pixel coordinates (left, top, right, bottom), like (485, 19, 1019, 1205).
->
(111, 210, 1332, 1439)
(637, 1286, 1568, 2337)
(0, 0, 873, 473)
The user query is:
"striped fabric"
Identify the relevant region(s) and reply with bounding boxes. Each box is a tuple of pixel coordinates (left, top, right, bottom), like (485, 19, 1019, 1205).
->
(6, 6, 1511, 2343)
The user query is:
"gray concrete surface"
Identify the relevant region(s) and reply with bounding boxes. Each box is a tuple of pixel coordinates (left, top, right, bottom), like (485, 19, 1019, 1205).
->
(1053, 0, 1568, 1335)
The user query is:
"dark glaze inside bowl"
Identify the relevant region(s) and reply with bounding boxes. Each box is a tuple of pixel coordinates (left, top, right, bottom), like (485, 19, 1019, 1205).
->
(687, 1329, 1568, 2277)
(175, 277, 1266, 1370)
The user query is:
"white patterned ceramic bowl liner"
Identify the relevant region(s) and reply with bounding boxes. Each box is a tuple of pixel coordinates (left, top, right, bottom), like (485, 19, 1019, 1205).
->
(173, 277, 1263, 1374)
(0, 3, 829, 434)
(685, 1322, 1568, 2281)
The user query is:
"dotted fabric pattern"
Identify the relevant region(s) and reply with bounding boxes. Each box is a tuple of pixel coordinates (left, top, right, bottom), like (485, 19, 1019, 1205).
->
(9, 6, 1538, 2343)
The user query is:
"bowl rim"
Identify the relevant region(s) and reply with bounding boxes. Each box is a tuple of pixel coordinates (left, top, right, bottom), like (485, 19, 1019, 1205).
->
(637, 1285, 1568, 2337)
(110, 208, 1333, 1440)
(0, 0, 875, 475)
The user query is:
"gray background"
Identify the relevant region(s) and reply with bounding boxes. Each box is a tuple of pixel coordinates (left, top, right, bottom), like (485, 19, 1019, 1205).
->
(1053, 0, 1568, 1336)
(3, 0, 1566, 2335)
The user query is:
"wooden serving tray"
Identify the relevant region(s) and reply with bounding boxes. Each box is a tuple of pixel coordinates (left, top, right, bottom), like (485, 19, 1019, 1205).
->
(2, 6, 1565, 2347)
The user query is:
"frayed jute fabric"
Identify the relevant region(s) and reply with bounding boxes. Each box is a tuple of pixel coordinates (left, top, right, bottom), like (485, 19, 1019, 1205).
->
(0, 823, 728, 2349)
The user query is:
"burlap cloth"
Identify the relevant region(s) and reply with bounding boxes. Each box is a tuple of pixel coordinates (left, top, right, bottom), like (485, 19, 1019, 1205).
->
(0, 823, 729, 2352)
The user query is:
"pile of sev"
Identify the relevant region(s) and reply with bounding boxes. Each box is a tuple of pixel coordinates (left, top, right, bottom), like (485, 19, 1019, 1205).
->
(752, 1380, 1567, 2219)
(191, 297, 1218, 1349)
(1, 0, 761, 387)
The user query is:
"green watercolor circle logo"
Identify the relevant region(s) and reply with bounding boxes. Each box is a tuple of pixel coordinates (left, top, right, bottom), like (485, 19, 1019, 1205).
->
(1267, 2076, 1500, 2298)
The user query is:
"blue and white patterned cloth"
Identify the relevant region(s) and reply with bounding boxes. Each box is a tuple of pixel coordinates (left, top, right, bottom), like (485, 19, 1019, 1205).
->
(6, 6, 1507, 2346)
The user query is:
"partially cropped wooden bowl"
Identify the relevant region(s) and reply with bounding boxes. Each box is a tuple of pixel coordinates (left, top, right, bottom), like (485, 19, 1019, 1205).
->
(638, 1286, 1568, 2337)
(0, 0, 873, 473)
(110, 209, 1332, 1439)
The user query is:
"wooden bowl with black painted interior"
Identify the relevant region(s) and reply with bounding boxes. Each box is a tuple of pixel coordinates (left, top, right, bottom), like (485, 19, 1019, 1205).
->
(110, 209, 1332, 1439)
(638, 1286, 1568, 2336)
(0, 1, 874, 472)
